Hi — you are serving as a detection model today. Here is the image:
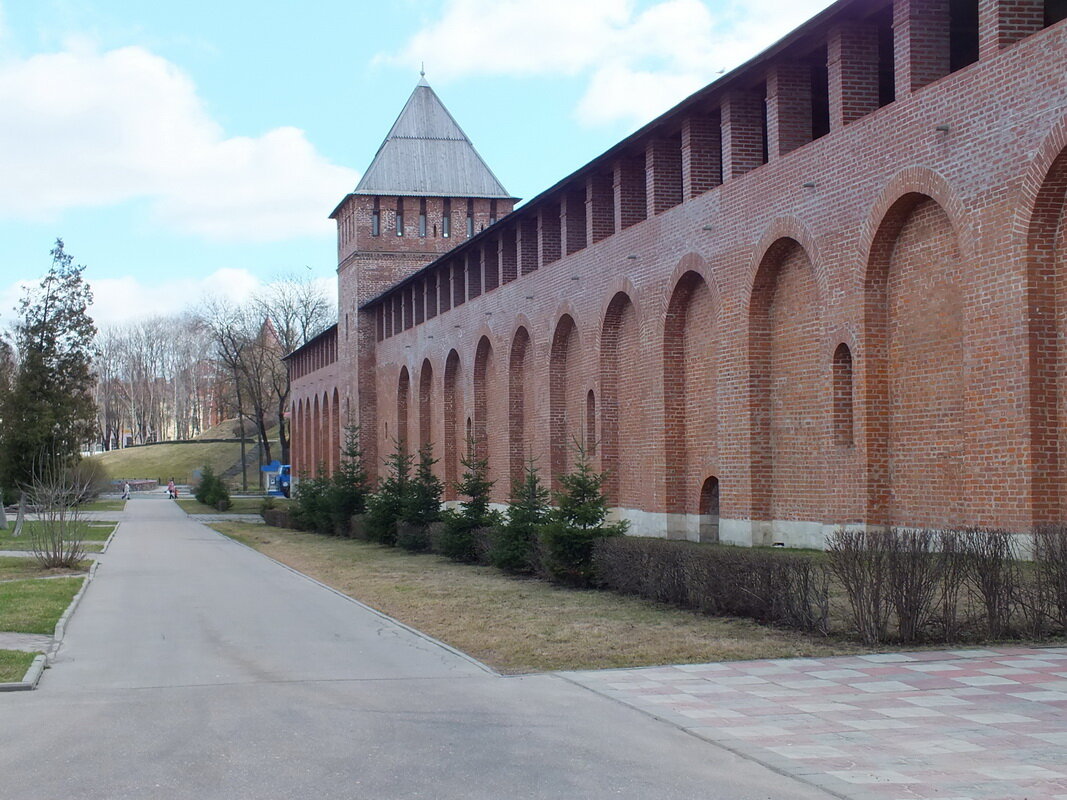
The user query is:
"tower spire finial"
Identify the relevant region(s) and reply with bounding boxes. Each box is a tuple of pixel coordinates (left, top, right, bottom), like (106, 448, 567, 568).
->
(420, 62, 425, 78)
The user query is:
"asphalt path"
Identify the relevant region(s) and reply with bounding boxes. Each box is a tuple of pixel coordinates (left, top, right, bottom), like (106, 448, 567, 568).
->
(0, 497, 833, 800)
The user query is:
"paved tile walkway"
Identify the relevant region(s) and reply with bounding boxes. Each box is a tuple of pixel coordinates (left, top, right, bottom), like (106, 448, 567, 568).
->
(0, 632, 50, 652)
(189, 513, 264, 524)
(563, 647, 1067, 800)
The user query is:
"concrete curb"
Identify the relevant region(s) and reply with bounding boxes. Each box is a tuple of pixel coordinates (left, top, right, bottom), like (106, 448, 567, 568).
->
(0, 560, 98, 692)
(0, 654, 46, 692)
(196, 517, 499, 677)
(48, 559, 99, 662)
(98, 524, 117, 554)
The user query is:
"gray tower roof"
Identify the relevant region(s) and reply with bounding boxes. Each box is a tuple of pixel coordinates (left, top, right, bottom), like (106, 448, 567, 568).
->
(353, 78, 514, 199)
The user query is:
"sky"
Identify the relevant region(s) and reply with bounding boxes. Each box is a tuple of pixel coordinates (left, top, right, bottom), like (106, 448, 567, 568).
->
(0, 0, 836, 330)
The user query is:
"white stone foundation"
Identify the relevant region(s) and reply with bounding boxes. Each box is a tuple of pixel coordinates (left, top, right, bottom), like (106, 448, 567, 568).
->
(614, 512, 870, 551)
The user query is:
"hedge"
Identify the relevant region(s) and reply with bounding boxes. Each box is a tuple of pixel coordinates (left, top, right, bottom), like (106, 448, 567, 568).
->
(592, 536, 830, 634)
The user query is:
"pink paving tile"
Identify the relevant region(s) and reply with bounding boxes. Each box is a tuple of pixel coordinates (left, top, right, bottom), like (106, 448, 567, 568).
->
(790, 701, 862, 713)
(871, 705, 948, 718)
(905, 663, 964, 673)
(994, 658, 1062, 668)
(765, 744, 849, 759)
(850, 680, 918, 693)
(561, 646, 1067, 800)
(809, 668, 869, 679)
(1031, 731, 1067, 745)
(826, 769, 920, 784)
(975, 764, 1067, 779)
(951, 675, 1022, 686)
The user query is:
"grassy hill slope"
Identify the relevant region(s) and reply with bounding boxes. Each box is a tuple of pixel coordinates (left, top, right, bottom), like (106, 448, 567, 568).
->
(91, 441, 244, 485)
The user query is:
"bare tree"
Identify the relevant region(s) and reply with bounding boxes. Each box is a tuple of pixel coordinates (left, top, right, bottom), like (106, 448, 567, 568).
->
(96, 311, 228, 449)
(0, 333, 15, 397)
(89, 274, 333, 476)
(94, 328, 125, 450)
(27, 461, 90, 569)
(255, 276, 332, 464)
(199, 299, 250, 489)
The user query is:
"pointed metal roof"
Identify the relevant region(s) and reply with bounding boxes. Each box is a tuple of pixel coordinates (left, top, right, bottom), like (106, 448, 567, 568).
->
(353, 79, 514, 199)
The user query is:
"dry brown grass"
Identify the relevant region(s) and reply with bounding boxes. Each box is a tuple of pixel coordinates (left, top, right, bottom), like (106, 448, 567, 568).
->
(0, 556, 91, 582)
(209, 522, 867, 674)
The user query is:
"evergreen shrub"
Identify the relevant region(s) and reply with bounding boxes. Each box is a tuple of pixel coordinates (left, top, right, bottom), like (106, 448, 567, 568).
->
(538, 449, 627, 586)
(194, 464, 231, 510)
(365, 441, 413, 546)
(439, 449, 500, 562)
(490, 460, 548, 574)
(328, 426, 370, 536)
(397, 445, 442, 552)
(290, 470, 331, 533)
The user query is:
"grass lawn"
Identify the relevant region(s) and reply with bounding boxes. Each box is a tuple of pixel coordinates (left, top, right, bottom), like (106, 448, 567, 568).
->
(178, 496, 266, 515)
(89, 440, 246, 485)
(0, 576, 84, 634)
(0, 556, 91, 582)
(209, 521, 866, 674)
(0, 649, 37, 683)
(0, 522, 114, 552)
(78, 499, 126, 512)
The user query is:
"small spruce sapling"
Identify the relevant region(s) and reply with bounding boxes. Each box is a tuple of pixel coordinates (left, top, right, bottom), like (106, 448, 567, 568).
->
(328, 424, 370, 535)
(397, 445, 442, 551)
(490, 458, 549, 573)
(439, 445, 500, 562)
(291, 466, 331, 533)
(539, 444, 628, 586)
(365, 438, 413, 546)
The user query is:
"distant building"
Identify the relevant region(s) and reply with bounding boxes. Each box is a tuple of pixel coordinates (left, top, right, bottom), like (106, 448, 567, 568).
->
(288, 0, 1067, 547)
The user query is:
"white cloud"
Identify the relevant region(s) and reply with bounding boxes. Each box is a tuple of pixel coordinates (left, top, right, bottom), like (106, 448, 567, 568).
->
(0, 270, 338, 329)
(388, 0, 630, 79)
(576, 65, 707, 128)
(0, 41, 358, 241)
(386, 0, 837, 127)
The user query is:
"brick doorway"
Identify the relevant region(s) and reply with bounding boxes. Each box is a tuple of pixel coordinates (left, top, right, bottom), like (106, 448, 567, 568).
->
(699, 476, 720, 543)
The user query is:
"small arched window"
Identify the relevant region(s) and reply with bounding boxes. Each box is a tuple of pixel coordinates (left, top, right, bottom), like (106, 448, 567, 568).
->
(585, 390, 596, 456)
(699, 476, 720, 543)
(832, 343, 854, 447)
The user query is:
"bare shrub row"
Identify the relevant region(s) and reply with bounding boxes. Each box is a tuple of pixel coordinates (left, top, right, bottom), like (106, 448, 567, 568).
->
(827, 526, 1067, 643)
(591, 527, 1067, 644)
(592, 537, 830, 634)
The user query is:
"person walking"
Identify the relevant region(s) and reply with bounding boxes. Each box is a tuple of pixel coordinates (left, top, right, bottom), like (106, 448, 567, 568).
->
(122, 482, 131, 500)
(166, 479, 176, 500)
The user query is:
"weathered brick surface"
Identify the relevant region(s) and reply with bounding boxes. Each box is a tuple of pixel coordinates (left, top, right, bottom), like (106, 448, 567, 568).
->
(828, 21, 882, 129)
(293, 4, 1067, 543)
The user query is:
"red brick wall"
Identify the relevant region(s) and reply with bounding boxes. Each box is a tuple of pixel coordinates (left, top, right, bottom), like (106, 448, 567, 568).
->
(600, 292, 646, 506)
(355, 11, 1067, 540)
(418, 358, 435, 459)
(751, 241, 824, 523)
(507, 326, 535, 486)
(1056, 171, 1067, 519)
(290, 368, 342, 478)
(663, 265, 719, 517)
(886, 198, 964, 527)
(1028, 146, 1067, 521)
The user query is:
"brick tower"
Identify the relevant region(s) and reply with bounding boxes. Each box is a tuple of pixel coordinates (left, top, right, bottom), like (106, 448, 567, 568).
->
(331, 75, 517, 474)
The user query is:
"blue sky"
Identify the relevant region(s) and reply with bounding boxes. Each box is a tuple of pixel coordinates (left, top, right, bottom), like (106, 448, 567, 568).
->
(0, 0, 833, 328)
